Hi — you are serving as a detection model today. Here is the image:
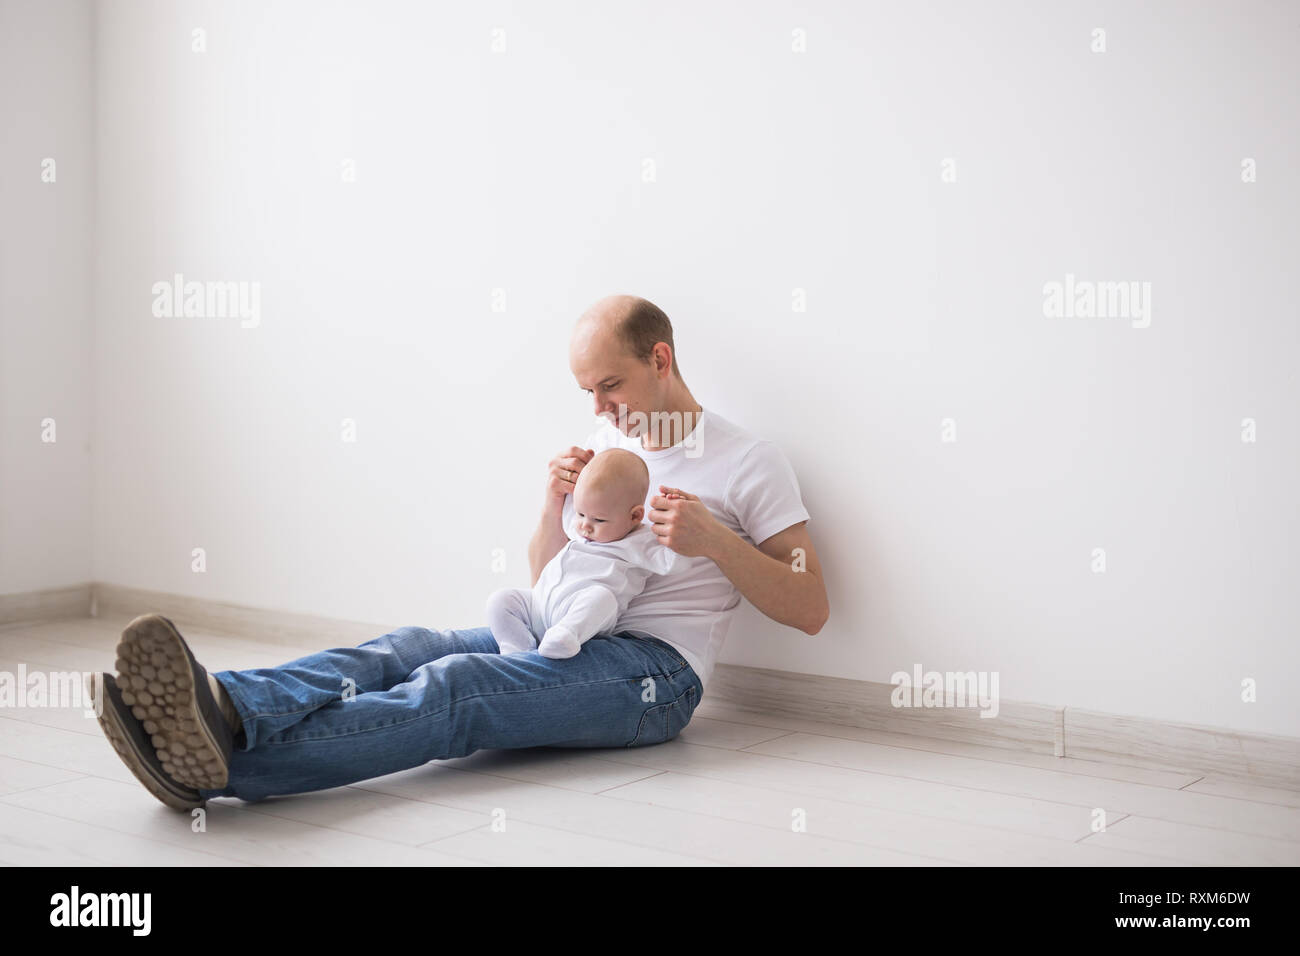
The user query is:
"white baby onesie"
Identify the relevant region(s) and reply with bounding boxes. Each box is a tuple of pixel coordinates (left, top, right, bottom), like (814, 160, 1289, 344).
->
(486, 522, 680, 659)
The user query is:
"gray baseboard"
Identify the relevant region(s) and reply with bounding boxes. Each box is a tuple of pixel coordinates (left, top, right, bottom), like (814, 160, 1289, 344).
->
(1060, 707, 1300, 790)
(0, 583, 92, 627)
(90, 582, 393, 649)
(705, 662, 1064, 755)
(706, 665, 1300, 791)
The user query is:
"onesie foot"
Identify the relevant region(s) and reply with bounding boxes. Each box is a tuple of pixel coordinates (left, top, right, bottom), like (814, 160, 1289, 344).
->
(538, 625, 582, 659)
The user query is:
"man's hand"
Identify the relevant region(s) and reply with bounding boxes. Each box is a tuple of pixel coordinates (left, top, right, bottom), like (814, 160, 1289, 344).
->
(531, 445, 595, 586)
(648, 486, 725, 558)
(546, 447, 595, 503)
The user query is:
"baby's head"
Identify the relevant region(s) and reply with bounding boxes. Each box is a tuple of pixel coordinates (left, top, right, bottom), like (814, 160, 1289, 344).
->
(572, 449, 649, 543)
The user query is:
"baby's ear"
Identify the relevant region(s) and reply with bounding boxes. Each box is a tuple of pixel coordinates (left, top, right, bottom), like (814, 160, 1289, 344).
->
(631, 504, 645, 523)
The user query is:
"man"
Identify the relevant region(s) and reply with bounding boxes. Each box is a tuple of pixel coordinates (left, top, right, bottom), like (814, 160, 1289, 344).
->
(91, 294, 830, 807)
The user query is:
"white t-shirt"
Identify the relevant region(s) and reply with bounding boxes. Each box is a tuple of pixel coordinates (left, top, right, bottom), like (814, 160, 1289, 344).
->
(561, 406, 811, 693)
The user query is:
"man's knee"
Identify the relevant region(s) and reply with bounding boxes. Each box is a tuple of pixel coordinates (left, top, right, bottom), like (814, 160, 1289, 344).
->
(366, 625, 436, 671)
(368, 625, 433, 644)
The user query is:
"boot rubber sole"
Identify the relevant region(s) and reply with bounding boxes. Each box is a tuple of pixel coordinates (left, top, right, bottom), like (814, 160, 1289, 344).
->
(115, 613, 232, 791)
(90, 672, 205, 811)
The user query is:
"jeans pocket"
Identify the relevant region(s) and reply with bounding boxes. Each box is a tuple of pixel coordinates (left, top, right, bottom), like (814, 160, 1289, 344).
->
(627, 684, 697, 748)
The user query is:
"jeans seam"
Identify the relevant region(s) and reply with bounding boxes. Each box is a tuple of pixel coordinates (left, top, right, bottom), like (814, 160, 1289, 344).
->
(255, 674, 651, 745)
(625, 633, 687, 671)
(224, 683, 322, 723)
(220, 639, 430, 723)
(628, 683, 696, 747)
(257, 705, 446, 746)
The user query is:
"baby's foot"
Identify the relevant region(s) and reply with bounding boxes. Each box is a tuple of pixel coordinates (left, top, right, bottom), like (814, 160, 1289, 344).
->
(538, 625, 581, 659)
(493, 630, 538, 655)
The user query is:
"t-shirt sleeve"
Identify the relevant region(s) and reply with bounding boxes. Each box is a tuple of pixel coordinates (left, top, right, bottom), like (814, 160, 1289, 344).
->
(561, 421, 620, 540)
(643, 541, 681, 576)
(725, 440, 812, 546)
(619, 526, 681, 576)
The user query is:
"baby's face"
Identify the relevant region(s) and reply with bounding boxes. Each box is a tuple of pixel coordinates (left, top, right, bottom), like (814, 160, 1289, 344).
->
(572, 481, 642, 543)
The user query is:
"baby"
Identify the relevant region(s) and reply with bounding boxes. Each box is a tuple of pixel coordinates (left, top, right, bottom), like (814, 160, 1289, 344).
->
(486, 448, 679, 659)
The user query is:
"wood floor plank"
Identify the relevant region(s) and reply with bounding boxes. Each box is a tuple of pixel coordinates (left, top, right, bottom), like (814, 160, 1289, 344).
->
(584, 741, 1105, 840)
(1081, 814, 1300, 866)
(352, 763, 949, 865)
(0, 799, 243, 866)
(0, 754, 85, 797)
(0, 654, 105, 737)
(693, 701, 1205, 789)
(0, 617, 118, 646)
(89, 612, 348, 659)
(0, 623, 306, 673)
(672, 715, 801, 751)
(0, 634, 123, 671)
(744, 732, 1300, 841)
(1183, 774, 1300, 807)
(0, 776, 480, 866)
(420, 820, 722, 866)
(12, 612, 325, 658)
(598, 770, 1195, 866)
(232, 783, 495, 846)
(0, 715, 139, 785)
(433, 747, 690, 794)
(0, 702, 103, 739)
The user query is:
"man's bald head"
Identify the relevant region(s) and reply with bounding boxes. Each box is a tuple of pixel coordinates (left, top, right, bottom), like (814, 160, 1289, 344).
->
(571, 294, 681, 381)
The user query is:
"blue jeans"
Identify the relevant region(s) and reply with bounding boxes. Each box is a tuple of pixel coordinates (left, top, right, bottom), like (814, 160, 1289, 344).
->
(196, 625, 703, 802)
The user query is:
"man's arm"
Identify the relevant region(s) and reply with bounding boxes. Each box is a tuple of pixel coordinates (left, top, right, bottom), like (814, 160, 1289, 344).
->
(530, 445, 596, 586)
(709, 520, 829, 635)
(649, 487, 829, 635)
(528, 498, 568, 587)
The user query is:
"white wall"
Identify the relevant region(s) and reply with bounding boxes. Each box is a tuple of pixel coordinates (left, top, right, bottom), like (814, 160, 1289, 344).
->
(9, 0, 1300, 736)
(0, 0, 94, 593)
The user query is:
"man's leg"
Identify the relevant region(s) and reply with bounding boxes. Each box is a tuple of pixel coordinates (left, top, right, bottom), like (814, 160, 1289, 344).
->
(537, 585, 619, 659)
(211, 623, 500, 749)
(94, 618, 503, 806)
(198, 630, 702, 803)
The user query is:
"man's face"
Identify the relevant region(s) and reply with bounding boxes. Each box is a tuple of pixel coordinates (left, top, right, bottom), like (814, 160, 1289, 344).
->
(570, 341, 661, 440)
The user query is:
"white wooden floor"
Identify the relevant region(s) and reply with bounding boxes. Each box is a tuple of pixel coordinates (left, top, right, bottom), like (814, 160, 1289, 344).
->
(1, 614, 1297, 866)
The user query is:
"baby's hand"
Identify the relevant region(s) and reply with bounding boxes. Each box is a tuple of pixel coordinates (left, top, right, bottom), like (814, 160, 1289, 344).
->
(538, 625, 582, 659)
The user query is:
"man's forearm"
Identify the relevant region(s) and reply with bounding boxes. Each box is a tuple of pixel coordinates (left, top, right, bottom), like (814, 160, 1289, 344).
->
(528, 498, 568, 587)
(708, 531, 827, 635)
